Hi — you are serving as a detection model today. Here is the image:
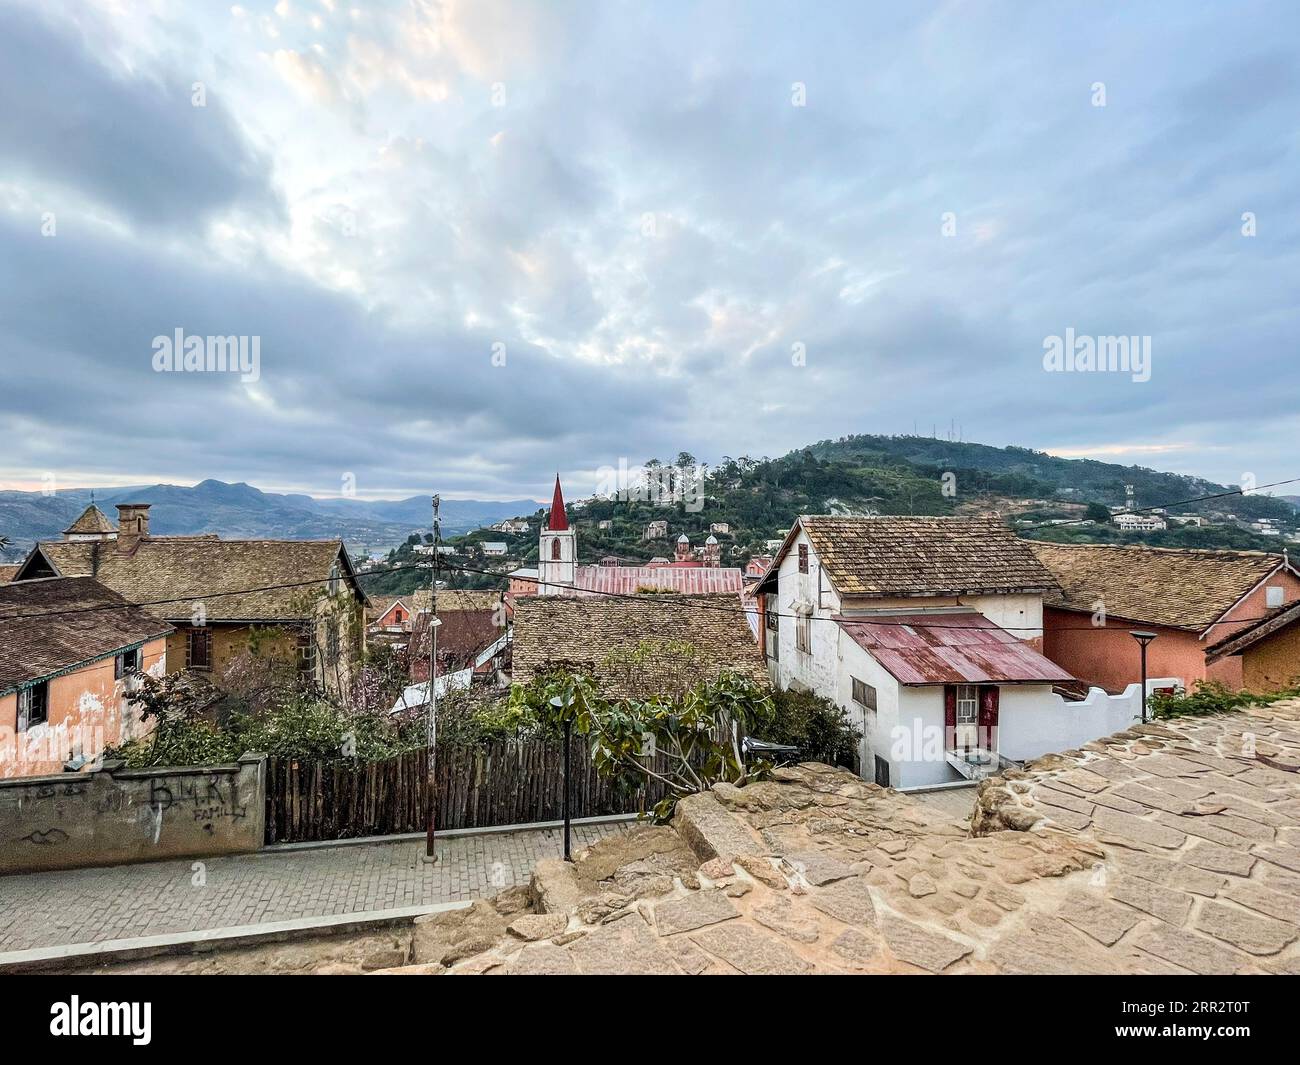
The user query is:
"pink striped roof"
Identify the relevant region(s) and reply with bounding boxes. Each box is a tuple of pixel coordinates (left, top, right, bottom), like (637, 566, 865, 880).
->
(571, 565, 745, 596)
(836, 612, 1074, 686)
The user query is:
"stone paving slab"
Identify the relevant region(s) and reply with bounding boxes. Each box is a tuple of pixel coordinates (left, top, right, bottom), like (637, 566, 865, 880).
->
(0, 821, 627, 954)
(394, 700, 1300, 975)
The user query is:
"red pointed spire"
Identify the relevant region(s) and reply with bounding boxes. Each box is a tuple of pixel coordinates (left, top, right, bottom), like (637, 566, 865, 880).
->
(547, 474, 569, 531)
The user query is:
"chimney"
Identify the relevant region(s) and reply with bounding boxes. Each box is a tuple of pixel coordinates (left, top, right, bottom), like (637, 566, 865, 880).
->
(116, 503, 151, 552)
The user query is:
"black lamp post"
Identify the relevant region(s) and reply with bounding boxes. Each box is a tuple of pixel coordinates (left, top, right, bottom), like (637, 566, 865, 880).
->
(549, 696, 574, 862)
(1129, 631, 1158, 723)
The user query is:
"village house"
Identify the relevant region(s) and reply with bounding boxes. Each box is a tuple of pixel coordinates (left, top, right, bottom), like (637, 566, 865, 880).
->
(408, 589, 507, 680)
(508, 478, 745, 601)
(0, 577, 171, 778)
(366, 594, 416, 640)
(752, 516, 1143, 789)
(13, 504, 369, 696)
(510, 593, 767, 698)
(1030, 542, 1300, 692)
(1205, 600, 1300, 693)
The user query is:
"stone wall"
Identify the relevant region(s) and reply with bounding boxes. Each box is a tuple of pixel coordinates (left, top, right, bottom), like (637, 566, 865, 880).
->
(0, 754, 266, 875)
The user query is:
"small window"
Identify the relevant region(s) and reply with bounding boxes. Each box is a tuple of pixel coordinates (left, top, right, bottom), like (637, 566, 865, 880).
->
(796, 615, 811, 654)
(798, 544, 809, 574)
(297, 628, 315, 681)
(765, 610, 779, 632)
(956, 684, 978, 724)
(187, 629, 212, 671)
(328, 562, 341, 596)
(852, 678, 877, 710)
(17, 682, 49, 731)
(393, 608, 404, 624)
(874, 756, 890, 788)
(551, 538, 561, 561)
(115, 646, 143, 679)
(1266, 585, 1284, 608)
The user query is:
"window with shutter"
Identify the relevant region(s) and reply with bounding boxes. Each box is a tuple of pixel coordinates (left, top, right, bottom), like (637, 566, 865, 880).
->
(17, 682, 49, 731)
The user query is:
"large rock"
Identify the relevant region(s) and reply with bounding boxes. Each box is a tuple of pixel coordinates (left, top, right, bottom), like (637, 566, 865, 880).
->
(531, 859, 583, 914)
(673, 791, 765, 864)
(412, 900, 508, 966)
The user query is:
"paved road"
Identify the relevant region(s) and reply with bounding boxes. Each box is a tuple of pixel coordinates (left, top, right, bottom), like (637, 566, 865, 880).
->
(0, 821, 628, 954)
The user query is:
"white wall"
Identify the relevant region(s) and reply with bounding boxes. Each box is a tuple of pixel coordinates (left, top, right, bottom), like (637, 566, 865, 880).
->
(961, 593, 1043, 641)
(998, 684, 1143, 762)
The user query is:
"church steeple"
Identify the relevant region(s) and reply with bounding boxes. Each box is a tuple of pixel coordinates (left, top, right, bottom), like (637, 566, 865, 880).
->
(547, 474, 569, 531)
(538, 474, 576, 595)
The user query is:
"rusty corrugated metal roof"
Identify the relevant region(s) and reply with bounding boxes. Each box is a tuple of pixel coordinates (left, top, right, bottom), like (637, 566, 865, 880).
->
(836, 612, 1074, 686)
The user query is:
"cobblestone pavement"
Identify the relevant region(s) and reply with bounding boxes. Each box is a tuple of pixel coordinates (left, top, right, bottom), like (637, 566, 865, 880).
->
(0, 821, 628, 954)
(392, 699, 1300, 975)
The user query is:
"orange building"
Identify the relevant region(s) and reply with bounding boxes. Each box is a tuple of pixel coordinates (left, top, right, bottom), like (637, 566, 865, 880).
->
(1031, 543, 1300, 693)
(0, 577, 171, 778)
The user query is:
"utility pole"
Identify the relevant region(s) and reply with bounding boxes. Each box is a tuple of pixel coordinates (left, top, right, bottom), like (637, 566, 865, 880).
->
(424, 494, 441, 862)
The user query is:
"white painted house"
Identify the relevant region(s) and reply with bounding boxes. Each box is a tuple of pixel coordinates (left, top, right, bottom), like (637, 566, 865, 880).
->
(753, 516, 1141, 789)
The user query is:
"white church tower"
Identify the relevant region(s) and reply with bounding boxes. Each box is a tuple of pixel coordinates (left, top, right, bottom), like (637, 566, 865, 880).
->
(538, 474, 576, 595)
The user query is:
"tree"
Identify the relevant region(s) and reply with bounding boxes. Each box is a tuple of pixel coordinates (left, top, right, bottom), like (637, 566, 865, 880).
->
(510, 665, 776, 820)
(1084, 502, 1112, 524)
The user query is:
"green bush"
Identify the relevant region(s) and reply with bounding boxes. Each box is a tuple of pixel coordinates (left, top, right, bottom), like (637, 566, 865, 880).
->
(1149, 680, 1300, 720)
(762, 688, 861, 767)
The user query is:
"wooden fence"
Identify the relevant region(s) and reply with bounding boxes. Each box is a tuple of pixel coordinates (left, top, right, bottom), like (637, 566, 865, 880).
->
(264, 738, 671, 844)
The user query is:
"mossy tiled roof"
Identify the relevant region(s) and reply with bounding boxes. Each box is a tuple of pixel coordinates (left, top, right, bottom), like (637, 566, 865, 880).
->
(1031, 541, 1287, 632)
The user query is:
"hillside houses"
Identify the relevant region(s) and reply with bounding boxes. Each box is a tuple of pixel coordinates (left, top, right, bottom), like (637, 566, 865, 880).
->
(752, 516, 1138, 787)
(12, 503, 368, 696)
(507, 477, 746, 601)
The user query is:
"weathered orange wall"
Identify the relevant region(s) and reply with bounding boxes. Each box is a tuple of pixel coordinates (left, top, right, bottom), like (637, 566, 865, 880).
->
(1041, 608, 1207, 693)
(1042, 568, 1300, 694)
(0, 638, 165, 778)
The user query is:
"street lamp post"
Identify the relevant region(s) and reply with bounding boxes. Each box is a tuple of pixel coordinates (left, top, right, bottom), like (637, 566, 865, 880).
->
(1129, 631, 1158, 724)
(550, 695, 574, 862)
(423, 614, 442, 862)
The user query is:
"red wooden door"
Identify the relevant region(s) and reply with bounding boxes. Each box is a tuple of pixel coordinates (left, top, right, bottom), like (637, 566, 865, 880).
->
(977, 685, 1000, 752)
(943, 685, 956, 750)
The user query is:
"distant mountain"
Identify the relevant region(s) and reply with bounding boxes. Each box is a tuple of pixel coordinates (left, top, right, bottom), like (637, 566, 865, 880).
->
(0, 480, 540, 559)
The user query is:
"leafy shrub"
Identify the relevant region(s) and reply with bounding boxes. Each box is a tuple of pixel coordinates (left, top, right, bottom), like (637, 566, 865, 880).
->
(762, 688, 861, 767)
(1149, 680, 1300, 720)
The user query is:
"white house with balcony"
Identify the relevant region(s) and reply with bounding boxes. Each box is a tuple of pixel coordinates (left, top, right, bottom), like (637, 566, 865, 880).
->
(753, 516, 1141, 789)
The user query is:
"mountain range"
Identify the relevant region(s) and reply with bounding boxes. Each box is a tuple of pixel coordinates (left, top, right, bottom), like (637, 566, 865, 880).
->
(0, 480, 539, 560)
(2, 436, 1296, 567)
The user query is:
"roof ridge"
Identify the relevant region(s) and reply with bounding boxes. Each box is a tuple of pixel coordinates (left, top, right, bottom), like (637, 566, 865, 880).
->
(1032, 541, 1282, 561)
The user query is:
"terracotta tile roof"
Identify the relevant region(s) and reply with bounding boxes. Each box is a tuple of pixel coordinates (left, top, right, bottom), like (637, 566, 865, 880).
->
(836, 612, 1075, 686)
(1205, 600, 1300, 662)
(365, 594, 410, 620)
(0, 577, 172, 694)
(0, 565, 18, 584)
(63, 504, 117, 536)
(1030, 541, 1288, 632)
(511, 593, 768, 698)
(412, 589, 501, 613)
(19, 537, 364, 622)
(760, 516, 1056, 598)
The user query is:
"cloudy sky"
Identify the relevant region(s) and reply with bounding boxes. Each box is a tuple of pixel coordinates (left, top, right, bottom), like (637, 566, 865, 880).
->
(1, 0, 1297, 502)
